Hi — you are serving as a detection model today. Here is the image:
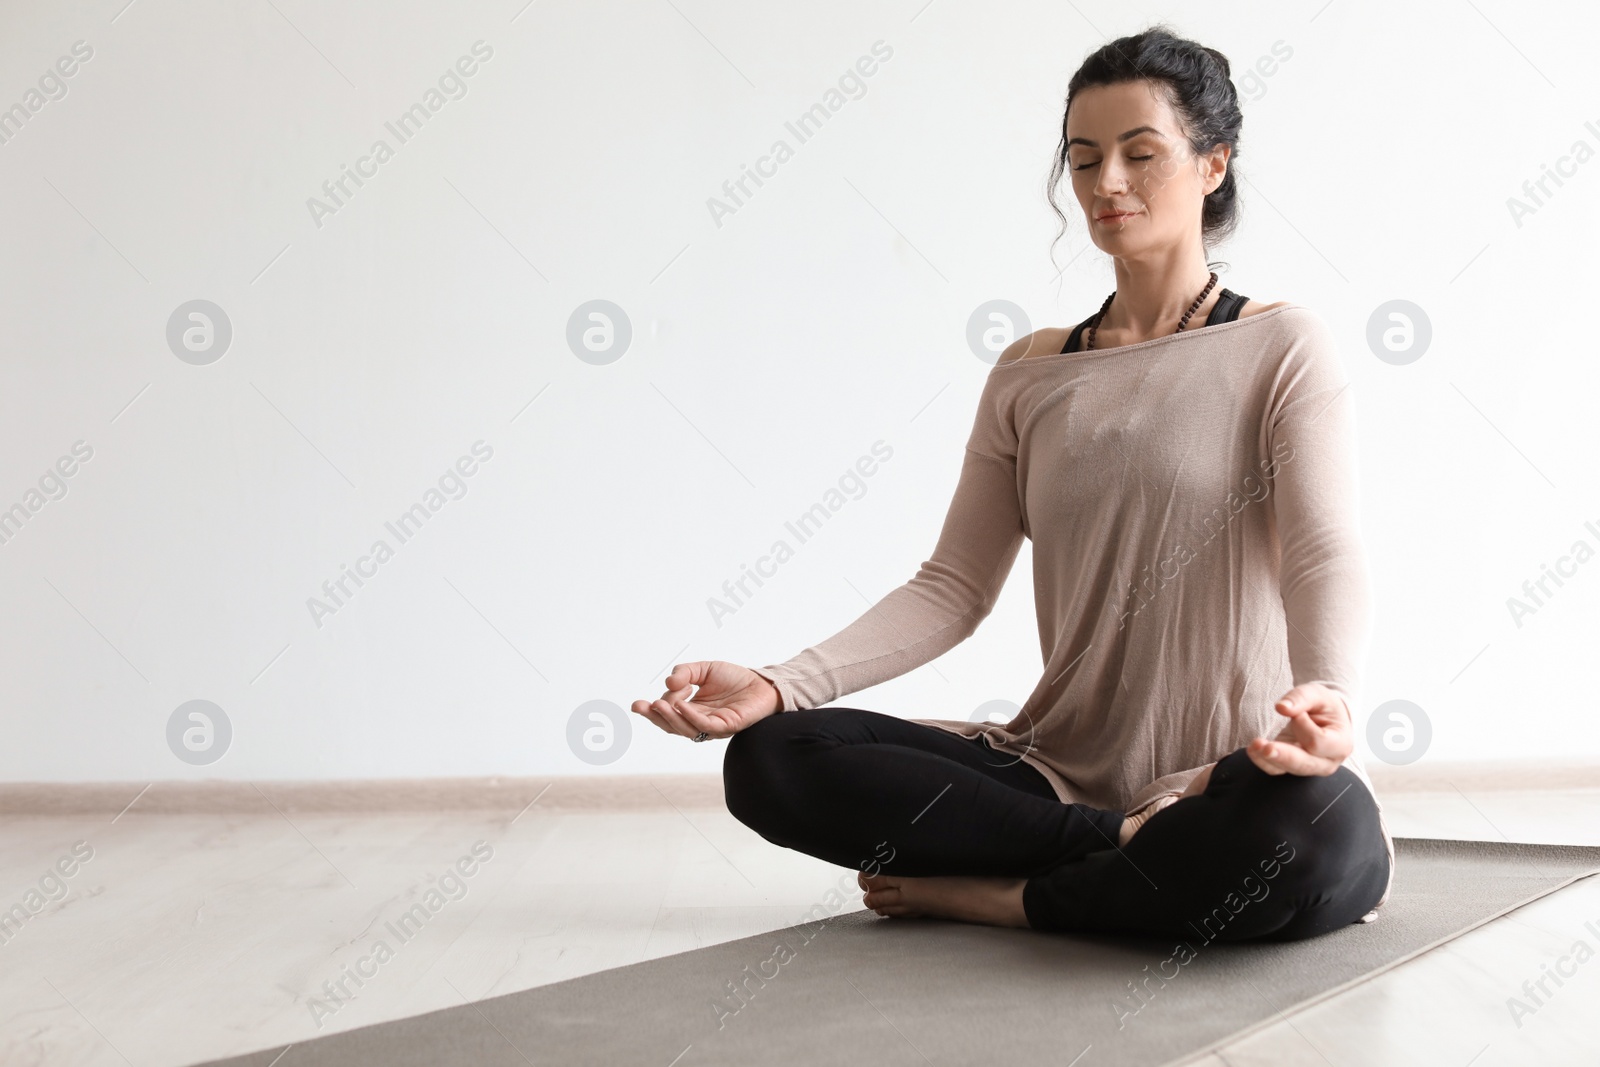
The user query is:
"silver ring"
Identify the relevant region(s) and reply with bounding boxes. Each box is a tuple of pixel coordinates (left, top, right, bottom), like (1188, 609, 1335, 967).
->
(692, 731, 710, 743)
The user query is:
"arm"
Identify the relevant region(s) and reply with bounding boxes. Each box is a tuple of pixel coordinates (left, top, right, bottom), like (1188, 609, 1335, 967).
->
(1251, 311, 1372, 774)
(753, 447, 1025, 710)
(751, 361, 1027, 712)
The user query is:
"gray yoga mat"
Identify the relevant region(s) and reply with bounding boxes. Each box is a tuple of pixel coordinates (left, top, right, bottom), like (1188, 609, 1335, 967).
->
(199, 838, 1600, 1067)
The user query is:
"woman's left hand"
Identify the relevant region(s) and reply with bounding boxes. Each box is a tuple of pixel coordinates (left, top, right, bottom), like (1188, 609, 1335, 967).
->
(1247, 682, 1353, 776)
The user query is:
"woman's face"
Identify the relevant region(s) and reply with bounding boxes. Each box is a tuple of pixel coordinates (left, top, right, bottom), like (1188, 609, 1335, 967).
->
(1065, 80, 1226, 258)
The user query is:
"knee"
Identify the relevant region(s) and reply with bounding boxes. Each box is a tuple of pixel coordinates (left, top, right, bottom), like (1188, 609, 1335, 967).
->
(721, 713, 799, 830)
(1231, 766, 1381, 887)
(1269, 764, 1376, 843)
(1211, 750, 1364, 822)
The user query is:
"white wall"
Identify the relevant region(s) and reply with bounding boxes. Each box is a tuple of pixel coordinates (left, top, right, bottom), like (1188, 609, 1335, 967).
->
(1, 0, 1595, 782)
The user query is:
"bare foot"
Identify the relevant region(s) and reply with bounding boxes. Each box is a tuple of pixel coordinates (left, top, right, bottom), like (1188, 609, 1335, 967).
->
(1117, 788, 1191, 846)
(1112, 763, 1218, 847)
(857, 870, 1029, 928)
(1181, 762, 1215, 798)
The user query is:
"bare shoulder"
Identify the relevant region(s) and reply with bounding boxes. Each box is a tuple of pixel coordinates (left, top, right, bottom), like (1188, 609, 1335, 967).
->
(994, 303, 1294, 364)
(995, 327, 1074, 365)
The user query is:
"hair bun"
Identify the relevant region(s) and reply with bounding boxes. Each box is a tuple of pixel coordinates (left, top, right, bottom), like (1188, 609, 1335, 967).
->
(1201, 45, 1231, 78)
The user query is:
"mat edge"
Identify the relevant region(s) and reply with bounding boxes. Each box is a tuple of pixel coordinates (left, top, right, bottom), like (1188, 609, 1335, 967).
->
(1159, 859, 1600, 1067)
(178, 840, 1600, 1067)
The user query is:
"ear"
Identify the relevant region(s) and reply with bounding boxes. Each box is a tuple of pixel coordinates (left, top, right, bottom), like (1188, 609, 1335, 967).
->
(1201, 142, 1231, 195)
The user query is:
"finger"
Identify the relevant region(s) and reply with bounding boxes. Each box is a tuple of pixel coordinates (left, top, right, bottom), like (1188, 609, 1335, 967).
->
(653, 696, 722, 738)
(652, 666, 701, 714)
(1276, 681, 1323, 707)
(664, 660, 712, 693)
(1286, 707, 1324, 748)
(669, 700, 729, 738)
(1249, 737, 1337, 776)
(1271, 697, 1328, 751)
(1241, 751, 1280, 777)
(1305, 693, 1353, 733)
(651, 698, 702, 738)
(1254, 729, 1344, 771)
(1245, 747, 1286, 775)
(657, 698, 735, 740)
(632, 703, 678, 736)
(1246, 737, 1298, 774)
(1322, 691, 1353, 727)
(1273, 693, 1304, 720)
(1279, 682, 1346, 722)
(1286, 698, 1355, 759)
(633, 697, 684, 718)
(655, 682, 695, 709)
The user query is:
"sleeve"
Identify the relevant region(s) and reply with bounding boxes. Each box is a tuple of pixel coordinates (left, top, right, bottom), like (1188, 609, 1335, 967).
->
(1266, 313, 1395, 918)
(750, 364, 1027, 712)
(1264, 310, 1373, 721)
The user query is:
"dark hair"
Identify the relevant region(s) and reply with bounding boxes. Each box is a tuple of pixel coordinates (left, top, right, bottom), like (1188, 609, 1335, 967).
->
(1047, 25, 1244, 269)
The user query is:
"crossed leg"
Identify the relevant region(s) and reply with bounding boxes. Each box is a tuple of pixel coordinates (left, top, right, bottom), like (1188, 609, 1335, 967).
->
(723, 707, 1390, 943)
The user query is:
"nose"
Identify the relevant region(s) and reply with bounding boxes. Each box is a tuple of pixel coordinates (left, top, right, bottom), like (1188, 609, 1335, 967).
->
(1094, 157, 1132, 202)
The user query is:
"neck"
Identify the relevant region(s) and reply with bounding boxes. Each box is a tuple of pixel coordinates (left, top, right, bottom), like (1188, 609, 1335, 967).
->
(1105, 243, 1215, 335)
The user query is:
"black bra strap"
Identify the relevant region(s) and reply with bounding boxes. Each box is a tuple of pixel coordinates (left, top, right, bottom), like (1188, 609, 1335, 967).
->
(1060, 318, 1091, 354)
(1204, 288, 1249, 325)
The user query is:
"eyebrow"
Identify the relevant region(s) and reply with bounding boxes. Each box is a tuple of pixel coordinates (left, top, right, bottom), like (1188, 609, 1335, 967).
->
(1066, 126, 1167, 148)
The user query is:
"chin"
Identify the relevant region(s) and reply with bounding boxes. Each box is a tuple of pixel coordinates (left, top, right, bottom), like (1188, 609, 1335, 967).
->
(1090, 229, 1142, 253)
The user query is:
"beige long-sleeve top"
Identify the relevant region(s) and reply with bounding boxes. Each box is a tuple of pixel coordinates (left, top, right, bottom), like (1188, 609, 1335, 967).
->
(750, 304, 1394, 921)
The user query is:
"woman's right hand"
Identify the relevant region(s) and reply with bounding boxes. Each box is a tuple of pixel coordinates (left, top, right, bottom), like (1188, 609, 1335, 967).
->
(629, 660, 783, 741)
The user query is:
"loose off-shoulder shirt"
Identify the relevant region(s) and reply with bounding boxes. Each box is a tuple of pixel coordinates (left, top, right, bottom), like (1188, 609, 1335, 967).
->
(750, 304, 1394, 921)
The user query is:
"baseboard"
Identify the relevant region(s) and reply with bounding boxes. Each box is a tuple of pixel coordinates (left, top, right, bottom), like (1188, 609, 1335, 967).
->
(1, 760, 1594, 816)
(0, 773, 727, 816)
(1364, 758, 1600, 794)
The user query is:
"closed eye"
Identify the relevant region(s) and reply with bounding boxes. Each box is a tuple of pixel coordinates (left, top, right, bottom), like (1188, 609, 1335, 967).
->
(1072, 154, 1155, 171)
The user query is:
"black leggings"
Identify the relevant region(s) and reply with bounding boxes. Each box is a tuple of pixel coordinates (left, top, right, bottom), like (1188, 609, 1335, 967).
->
(722, 707, 1391, 942)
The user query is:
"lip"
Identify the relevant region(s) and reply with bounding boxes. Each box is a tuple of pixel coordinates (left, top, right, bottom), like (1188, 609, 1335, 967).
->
(1096, 210, 1139, 223)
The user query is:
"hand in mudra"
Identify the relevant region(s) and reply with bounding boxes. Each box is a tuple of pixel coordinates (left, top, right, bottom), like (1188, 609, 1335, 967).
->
(1246, 681, 1355, 776)
(629, 660, 782, 741)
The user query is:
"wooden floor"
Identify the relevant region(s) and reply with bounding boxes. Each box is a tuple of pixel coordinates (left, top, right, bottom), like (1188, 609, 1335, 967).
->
(1, 781, 1598, 1066)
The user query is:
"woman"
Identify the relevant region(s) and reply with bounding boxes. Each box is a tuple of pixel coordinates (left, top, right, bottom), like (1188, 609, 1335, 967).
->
(631, 26, 1393, 942)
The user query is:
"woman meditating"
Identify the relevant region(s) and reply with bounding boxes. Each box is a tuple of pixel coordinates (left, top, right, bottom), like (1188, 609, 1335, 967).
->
(630, 25, 1393, 942)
